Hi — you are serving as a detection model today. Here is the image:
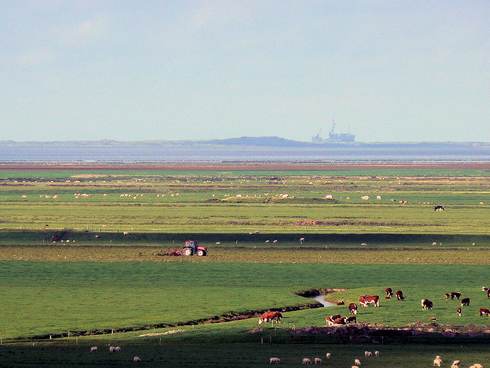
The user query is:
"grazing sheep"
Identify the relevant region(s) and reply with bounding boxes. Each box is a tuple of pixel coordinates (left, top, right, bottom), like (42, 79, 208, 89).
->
(469, 365, 484, 368)
(352, 366, 359, 368)
(269, 357, 281, 364)
(325, 352, 331, 359)
(133, 356, 141, 362)
(314, 357, 322, 365)
(364, 351, 372, 357)
(433, 355, 443, 367)
(450, 360, 461, 368)
(109, 346, 115, 352)
(302, 357, 312, 365)
(374, 351, 380, 357)
(354, 358, 362, 366)
(89, 346, 98, 352)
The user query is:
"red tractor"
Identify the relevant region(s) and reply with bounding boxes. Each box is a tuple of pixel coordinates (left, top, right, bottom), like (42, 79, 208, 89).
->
(182, 240, 208, 256)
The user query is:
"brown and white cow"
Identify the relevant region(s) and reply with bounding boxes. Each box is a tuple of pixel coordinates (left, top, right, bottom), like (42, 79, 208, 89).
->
(421, 299, 433, 310)
(348, 303, 358, 315)
(258, 311, 283, 325)
(359, 295, 380, 307)
(384, 288, 393, 299)
(479, 308, 490, 317)
(444, 292, 461, 300)
(325, 314, 346, 326)
(395, 290, 405, 301)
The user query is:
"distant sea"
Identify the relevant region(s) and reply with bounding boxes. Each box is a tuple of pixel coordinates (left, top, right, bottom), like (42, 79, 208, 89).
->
(1, 141, 490, 162)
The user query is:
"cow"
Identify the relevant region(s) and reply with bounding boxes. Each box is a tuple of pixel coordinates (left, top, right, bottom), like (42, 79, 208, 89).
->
(90, 346, 98, 352)
(325, 314, 346, 326)
(460, 298, 470, 307)
(314, 357, 322, 365)
(434, 205, 445, 212)
(354, 358, 362, 366)
(364, 351, 373, 357)
(133, 356, 141, 363)
(258, 311, 282, 325)
(421, 299, 433, 310)
(359, 295, 380, 307)
(480, 308, 490, 316)
(384, 288, 393, 299)
(344, 316, 357, 324)
(325, 353, 332, 359)
(395, 290, 405, 301)
(348, 303, 358, 315)
(457, 307, 462, 317)
(444, 292, 461, 300)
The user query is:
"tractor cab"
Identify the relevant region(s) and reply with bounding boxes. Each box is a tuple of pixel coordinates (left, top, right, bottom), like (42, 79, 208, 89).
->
(182, 240, 208, 256)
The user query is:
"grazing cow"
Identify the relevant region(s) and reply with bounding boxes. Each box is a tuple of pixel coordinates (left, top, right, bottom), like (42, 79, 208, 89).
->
(374, 351, 380, 357)
(302, 357, 312, 365)
(325, 353, 332, 359)
(445, 292, 461, 300)
(314, 357, 322, 365)
(434, 205, 445, 212)
(433, 355, 443, 367)
(348, 303, 358, 315)
(344, 316, 357, 324)
(395, 290, 405, 301)
(460, 298, 470, 307)
(480, 308, 490, 316)
(457, 307, 462, 317)
(384, 288, 393, 299)
(354, 358, 362, 366)
(359, 295, 380, 307)
(258, 311, 282, 325)
(421, 299, 433, 310)
(364, 351, 373, 357)
(90, 346, 98, 352)
(451, 360, 461, 368)
(133, 356, 141, 362)
(269, 357, 281, 364)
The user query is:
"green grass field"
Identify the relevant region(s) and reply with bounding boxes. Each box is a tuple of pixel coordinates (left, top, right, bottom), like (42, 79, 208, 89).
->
(1, 166, 490, 366)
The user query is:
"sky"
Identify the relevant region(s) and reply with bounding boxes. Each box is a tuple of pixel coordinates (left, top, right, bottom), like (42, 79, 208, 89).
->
(1, 0, 489, 142)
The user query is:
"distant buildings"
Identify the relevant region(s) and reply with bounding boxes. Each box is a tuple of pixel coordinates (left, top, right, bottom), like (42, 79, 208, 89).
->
(312, 122, 355, 143)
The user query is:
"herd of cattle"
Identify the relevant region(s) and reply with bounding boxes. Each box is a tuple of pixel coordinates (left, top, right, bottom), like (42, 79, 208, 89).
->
(258, 286, 490, 328)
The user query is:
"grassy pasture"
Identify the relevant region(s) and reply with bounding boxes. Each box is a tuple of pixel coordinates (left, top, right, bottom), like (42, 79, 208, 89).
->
(1, 261, 490, 340)
(0, 342, 489, 368)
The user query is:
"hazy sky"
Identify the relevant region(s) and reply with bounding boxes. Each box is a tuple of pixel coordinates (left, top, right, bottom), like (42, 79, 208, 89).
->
(1, 0, 489, 142)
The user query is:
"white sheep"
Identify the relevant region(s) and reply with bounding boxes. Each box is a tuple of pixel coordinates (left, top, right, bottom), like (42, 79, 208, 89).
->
(450, 360, 461, 368)
(433, 355, 443, 367)
(314, 357, 322, 364)
(354, 358, 361, 366)
(302, 357, 312, 365)
(269, 357, 281, 364)
(469, 364, 484, 368)
(133, 356, 141, 362)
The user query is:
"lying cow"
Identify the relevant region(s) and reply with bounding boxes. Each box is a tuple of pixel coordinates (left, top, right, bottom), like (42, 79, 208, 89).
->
(384, 288, 393, 299)
(348, 303, 358, 315)
(460, 297, 470, 307)
(344, 316, 357, 324)
(359, 295, 380, 307)
(258, 311, 282, 325)
(444, 292, 461, 300)
(480, 308, 490, 317)
(421, 299, 433, 310)
(325, 314, 346, 326)
(395, 290, 405, 301)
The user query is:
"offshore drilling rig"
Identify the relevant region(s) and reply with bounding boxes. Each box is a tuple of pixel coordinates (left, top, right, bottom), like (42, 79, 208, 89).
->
(312, 121, 356, 143)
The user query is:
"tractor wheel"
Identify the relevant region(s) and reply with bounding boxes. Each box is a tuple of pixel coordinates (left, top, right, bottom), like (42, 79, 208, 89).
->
(182, 248, 193, 256)
(196, 249, 206, 256)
